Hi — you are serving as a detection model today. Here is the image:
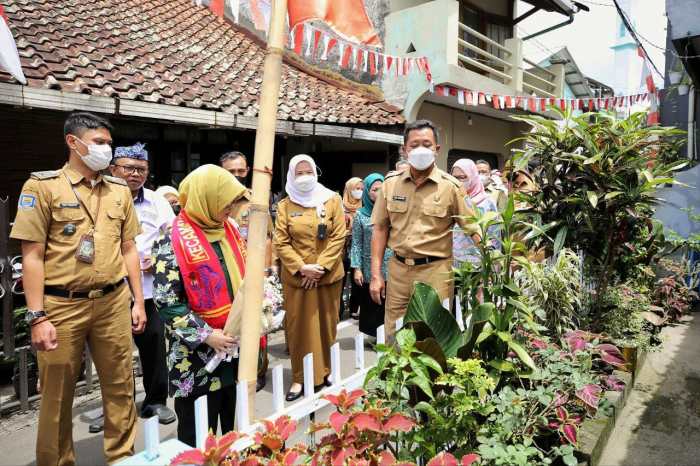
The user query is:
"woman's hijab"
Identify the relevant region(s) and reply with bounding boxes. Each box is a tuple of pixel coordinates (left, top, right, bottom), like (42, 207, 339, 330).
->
(285, 154, 335, 215)
(358, 173, 384, 218)
(179, 164, 246, 241)
(342, 177, 363, 214)
(453, 158, 488, 206)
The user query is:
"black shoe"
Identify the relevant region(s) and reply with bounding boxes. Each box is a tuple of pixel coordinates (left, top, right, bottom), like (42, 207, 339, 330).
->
(256, 374, 266, 392)
(285, 386, 303, 402)
(142, 404, 176, 425)
(89, 415, 104, 434)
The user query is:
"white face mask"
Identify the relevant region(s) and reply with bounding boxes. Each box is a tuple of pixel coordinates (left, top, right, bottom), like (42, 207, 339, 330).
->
(295, 174, 316, 192)
(351, 189, 363, 200)
(407, 147, 435, 171)
(479, 174, 490, 186)
(76, 138, 113, 172)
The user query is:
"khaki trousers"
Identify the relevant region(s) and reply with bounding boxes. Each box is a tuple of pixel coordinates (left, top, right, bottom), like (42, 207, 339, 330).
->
(37, 283, 137, 466)
(283, 280, 342, 386)
(385, 257, 453, 338)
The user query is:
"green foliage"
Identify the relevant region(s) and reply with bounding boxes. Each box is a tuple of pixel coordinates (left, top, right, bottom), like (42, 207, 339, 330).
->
(365, 328, 443, 413)
(510, 108, 687, 318)
(598, 284, 656, 351)
(515, 249, 582, 337)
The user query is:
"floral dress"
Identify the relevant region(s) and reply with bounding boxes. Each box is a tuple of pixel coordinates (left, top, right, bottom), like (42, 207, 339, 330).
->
(152, 234, 236, 400)
(453, 196, 501, 267)
(350, 211, 392, 280)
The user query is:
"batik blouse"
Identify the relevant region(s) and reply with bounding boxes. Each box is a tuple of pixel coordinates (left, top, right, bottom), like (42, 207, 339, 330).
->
(152, 234, 236, 399)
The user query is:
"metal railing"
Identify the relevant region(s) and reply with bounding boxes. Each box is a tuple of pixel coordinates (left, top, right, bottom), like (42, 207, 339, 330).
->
(457, 22, 513, 83)
(522, 58, 558, 98)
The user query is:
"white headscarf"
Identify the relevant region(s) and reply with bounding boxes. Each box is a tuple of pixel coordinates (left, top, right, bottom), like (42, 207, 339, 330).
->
(285, 154, 335, 215)
(155, 185, 179, 198)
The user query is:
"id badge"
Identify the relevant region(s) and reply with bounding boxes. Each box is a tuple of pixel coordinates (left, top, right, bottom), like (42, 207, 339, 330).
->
(317, 223, 328, 240)
(75, 233, 95, 264)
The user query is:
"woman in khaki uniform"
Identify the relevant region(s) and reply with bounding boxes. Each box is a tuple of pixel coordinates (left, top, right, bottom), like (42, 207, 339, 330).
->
(274, 154, 346, 401)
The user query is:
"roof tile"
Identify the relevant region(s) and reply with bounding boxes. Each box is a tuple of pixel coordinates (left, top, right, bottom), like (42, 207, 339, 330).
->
(0, 0, 403, 125)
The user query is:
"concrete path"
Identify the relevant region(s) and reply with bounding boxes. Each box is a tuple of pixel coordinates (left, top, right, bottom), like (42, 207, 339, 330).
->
(0, 319, 375, 466)
(598, 314, 700, 466)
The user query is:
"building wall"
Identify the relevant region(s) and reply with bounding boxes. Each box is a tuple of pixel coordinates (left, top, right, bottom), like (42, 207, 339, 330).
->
(416, 102, 524, 169)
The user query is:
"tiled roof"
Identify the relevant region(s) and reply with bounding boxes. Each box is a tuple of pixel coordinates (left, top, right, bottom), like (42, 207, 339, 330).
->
(0, 0, 404, 125)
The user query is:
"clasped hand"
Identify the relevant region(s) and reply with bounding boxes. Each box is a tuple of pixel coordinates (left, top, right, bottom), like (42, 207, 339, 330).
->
(300, 264, 325, 290)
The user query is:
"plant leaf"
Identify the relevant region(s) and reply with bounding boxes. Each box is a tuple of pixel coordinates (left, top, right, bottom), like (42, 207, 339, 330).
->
(596, 343, 626, 367)
(586, 191, 599, 208)
(383, 414, 416, 433)
(170, 449, 206, 466)
(507, 339, 537, 371)
(329, 412, 349, 434)
(427, 452, 459, 466)
(561, 423, 578, 445)
(351, 413, 382, 432)
(553, 226, 568, 256)
(461, 454, 480, 466)
(405, 282, 463, 358)
(575, 384, 602, 410)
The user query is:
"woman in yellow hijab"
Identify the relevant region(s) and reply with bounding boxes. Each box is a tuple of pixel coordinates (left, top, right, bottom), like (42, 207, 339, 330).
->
(151, 164, 247, 445)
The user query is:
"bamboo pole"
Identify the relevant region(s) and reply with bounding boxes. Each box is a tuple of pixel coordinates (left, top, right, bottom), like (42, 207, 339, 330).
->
(227, 0, 288, 418)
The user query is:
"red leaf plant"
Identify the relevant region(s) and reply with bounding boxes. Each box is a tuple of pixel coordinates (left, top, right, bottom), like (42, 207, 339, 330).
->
(547, 406, 582, 446)
(563, 331, 626, 368)
(575, 384, 602, 413)
(171, 430, 243, 466)
(425, 452, 480, 466)
(309, 389, 417, 466)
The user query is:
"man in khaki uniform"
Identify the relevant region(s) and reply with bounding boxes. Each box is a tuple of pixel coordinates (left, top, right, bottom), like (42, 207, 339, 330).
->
(11, 112, 146, 466)
(220, 150, 274, 391)
(370, 120, 479, 337)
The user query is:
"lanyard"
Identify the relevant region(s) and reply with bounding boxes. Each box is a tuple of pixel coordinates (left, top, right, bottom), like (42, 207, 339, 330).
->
(63, 173, 102, 232)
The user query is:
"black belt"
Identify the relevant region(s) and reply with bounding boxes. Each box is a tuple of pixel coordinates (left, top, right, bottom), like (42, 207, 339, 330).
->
(45, 280, 125, 300)
(393, 254, 446, 266)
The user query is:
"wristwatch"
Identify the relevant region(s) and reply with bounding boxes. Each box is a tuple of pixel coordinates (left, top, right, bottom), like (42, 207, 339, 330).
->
(25, 309, 47, 325)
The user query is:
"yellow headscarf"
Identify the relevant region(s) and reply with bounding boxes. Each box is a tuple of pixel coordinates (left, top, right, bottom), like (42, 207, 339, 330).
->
(342, 177, 363, 214)
(178, 165, 247, 295)
(179, 164, 247, 241)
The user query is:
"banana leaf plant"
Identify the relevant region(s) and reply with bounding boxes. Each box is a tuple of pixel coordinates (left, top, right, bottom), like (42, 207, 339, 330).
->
(404, 194, 546, 386)
(507, 108, 687, 320)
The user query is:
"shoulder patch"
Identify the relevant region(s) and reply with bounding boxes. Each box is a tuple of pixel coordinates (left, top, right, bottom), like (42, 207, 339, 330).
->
(30, 170, 60, 180)
(441, 172, 462, 188)
(103, 175, 128, 186)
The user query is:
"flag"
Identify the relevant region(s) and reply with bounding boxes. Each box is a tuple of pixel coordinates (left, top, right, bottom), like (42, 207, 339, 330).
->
(638, 47, 659, 125)
(250, 0, 271, 33)
(288, 0, 380, 46)
(0, 5, 26, 84)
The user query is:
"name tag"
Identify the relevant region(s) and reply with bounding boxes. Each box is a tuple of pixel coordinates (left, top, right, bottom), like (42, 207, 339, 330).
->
(59, 202, 80, 208)
(392, 195, 407, 202)
(290, 212, 303, 217)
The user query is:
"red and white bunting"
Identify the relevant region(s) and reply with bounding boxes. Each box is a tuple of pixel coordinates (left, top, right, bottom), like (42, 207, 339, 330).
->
(430, 83, 656, 115)
(287, 22, 431, 81)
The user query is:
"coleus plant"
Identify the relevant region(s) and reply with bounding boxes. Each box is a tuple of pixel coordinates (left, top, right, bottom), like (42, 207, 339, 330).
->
(170, 389, 480, 466)
(548, 406, 582, 445)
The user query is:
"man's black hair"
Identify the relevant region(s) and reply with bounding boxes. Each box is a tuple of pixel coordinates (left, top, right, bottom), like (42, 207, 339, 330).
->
(220, 151, 248, 165)
(63, 112, 113, 137)
(475, 159, 491, 167)
(403, 119, 439, 145)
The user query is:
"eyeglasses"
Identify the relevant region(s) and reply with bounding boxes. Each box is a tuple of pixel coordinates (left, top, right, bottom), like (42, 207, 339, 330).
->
(115, 165, 148, 176)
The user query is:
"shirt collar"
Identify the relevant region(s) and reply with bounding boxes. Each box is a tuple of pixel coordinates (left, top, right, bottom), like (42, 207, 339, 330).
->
(133, 187, 145, 204)
(401, 164, 441, 185)
(63, 163, 103, 186)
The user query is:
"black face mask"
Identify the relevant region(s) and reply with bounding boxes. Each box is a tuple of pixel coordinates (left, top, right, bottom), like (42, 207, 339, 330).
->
(235, 175, 248, 186)
(172, 205, 181, 215)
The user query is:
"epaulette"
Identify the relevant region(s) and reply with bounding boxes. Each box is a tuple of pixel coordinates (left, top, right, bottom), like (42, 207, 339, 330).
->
(103, 175, 128, 186)
(385, 171, 401, 180)
(441, 172, 462, 188)
(30, 170, 60, 180)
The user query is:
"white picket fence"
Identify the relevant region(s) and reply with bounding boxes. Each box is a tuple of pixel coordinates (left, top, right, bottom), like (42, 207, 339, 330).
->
(116, 316, 408, 466)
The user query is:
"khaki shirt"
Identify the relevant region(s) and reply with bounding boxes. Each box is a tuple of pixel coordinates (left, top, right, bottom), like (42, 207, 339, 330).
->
(10, 164, 140, 290)
(230, 189, 273, 240)
(371, 165, 477, 259)
(273, 194, 345, 287)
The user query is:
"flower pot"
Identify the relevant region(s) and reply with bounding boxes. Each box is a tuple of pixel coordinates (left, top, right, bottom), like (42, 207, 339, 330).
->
(678, 84, 690, 96)
(669, 71, 683, 85)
